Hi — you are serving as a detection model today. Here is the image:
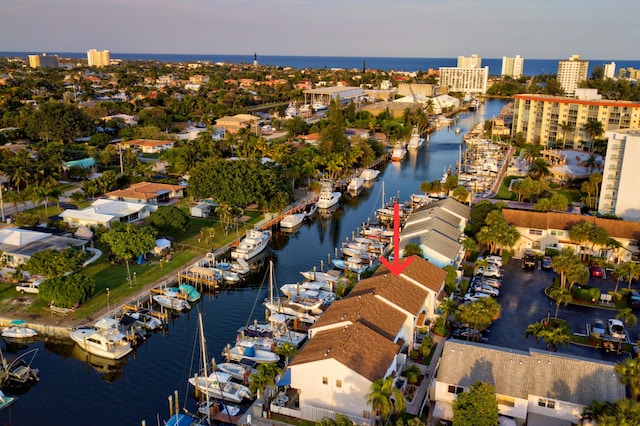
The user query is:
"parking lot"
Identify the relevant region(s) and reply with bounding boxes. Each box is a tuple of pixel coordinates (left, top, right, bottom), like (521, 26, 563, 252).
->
(473, 259, 637, 361)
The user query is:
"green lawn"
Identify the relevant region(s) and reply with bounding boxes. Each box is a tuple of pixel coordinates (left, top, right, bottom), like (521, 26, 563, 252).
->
(494, 175, 518, 200)
(0, 200, 267, 321)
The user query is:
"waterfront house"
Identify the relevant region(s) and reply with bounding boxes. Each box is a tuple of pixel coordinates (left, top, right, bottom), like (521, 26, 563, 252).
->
(399, 198, 470, 268)
(0, 227, 87, 268)
(433, 340, 625, 426)
(59, 199, 157, 230)
(501, 208, 640, 262)
(105, 182, 184, 205)
(284, 256, 447, 423)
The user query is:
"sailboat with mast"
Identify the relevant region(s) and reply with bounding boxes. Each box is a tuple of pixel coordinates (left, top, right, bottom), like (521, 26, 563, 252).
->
(189, 313, 253, 404)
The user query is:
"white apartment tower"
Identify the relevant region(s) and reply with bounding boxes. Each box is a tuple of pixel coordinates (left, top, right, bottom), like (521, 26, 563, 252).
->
(501, 55, 524, 78)
(604, 62, 616, 79)
(557, 54, 589, 96)
(438, 66, 489, 94)
(457, 54, 481, 68)
(87, 49, 111, 67)
(28, 53, 59, 68)
(598, 129, 640, 221)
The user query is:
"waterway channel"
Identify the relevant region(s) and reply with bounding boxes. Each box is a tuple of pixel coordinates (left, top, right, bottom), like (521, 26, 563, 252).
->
(3, 99, 508, 426)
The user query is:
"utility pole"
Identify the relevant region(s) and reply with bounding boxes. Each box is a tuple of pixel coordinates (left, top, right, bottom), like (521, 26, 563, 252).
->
(119, 144, 124, 174)
(0, 183, 4, 222)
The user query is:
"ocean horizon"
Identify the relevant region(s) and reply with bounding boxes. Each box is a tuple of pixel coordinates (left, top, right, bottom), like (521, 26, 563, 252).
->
(3, 51, 639, 77)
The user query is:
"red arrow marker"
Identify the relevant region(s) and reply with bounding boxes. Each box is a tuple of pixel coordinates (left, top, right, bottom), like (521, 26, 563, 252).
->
(379, 203, 413, 276)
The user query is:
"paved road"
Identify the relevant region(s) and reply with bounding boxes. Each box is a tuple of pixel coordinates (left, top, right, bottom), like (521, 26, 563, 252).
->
(477, 259, 635, 362)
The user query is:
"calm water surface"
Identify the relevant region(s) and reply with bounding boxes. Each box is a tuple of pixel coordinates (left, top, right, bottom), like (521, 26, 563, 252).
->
(4, 100, 507, 426)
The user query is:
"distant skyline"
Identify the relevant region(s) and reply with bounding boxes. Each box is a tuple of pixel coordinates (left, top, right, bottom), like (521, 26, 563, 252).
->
(2, 0, 639, 60)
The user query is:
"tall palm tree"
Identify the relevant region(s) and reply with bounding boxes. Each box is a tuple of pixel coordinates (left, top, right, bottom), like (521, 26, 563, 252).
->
(366, 376, 406, 424)
(623, 262, 640, 290)
(528, 158, 551, 180)
(525, 321, 545, 344)
(558, 121, 574, 149)
(616, 308, 638, 330)
(582, 119, 604, 153)
(549, 286, 572, 318)
(551, 248, 579, 288)
(275, 342, 298, 367)
(615, 358, 640, 401)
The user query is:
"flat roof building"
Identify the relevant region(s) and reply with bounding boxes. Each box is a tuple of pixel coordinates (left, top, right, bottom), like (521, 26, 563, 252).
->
(501, 55, 524, 78)
(438, 66, 489, 94)
(599, 129, 640, 220)
(457, 54, 481, 68)
(87, 49, 111, 67)
(557, 54, 588, 95)
(512, 93, 640, 148)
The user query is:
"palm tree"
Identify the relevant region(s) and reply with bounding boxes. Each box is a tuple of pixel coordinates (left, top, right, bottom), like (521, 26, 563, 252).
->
(403, 243, 423, 258)
(622, 261, 640, 290)
(582, 119, 604, 153)
(275, 342, 298, 367)
(366, 376, 406, 424)
(584, 154, 602, 173)
(402, 365, 422, 385)
(461, 237, 477, 262)
(549, 286, 572, 318)
(616, 308, 638, 330)
(539, 325, 571, 352)
(248, 363, 282, 400)
(580, 400, 612, 424)
(525, 321, 545, 344)
(558, 121, 574, 149)
(69, 190, 86, 207)
(528, 158, 551, 180)
(438, 297, 457, 323)
(615, 358, 640, 401)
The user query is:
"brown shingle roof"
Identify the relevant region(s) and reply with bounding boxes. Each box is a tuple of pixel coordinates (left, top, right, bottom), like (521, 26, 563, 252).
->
(372, 255, 447, 293)
(289, 322, 400, 381)
(310, 293, 407, 341)
(502, 209, 640, 240)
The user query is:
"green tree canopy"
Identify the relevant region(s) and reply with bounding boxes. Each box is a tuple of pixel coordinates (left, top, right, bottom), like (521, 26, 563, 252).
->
(38, 273, 95, 308)
(24, 248, 85, 278)
(100, 223, 157, 282)
(147, 206, 190, 234)
(452, 380, 499, 426)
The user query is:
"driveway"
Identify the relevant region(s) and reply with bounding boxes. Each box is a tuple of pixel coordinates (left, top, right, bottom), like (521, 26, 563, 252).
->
(477, 259, 636, 362)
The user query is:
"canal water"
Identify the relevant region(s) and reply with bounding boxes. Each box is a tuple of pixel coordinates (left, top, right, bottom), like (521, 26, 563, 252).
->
(4, 99, 507, 426)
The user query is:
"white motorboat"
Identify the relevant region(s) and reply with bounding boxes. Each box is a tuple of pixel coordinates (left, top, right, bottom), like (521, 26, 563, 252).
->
(312, 102, 328, 111)
(406, 126, 425, 150)
(316, 190, 341, 209)
(347, 177, 365, 195)
(240, 317, 307, 349)
(390, 145, 407, 162)
(280, 282, 335, 299)
(70, 322, 133, 360)
(299, 270, 338, 288)
(302, 203, 318, 219)
(152, 294, 191, 312)
(217, 360, 256, 382)
(2, 324, 37, 339)
(198, 399, 241, 417)
(189, 371, 252, 404)
(164, 284, 201, 303)
(359, 168, 380, 181)
(231, 229, 271, 261)
(127, 310, 164, 331)
(225, 342, 279, 364)
(280, 213, 305, 229)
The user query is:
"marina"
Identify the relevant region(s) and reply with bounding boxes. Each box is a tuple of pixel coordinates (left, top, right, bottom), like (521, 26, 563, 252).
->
(0, 100, 508, 426)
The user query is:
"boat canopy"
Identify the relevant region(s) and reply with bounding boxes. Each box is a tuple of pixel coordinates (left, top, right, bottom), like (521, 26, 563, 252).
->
(276, 369, 291, 386)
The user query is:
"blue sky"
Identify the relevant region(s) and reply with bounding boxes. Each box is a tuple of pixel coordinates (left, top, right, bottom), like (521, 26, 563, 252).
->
(2, 0, 638, 59)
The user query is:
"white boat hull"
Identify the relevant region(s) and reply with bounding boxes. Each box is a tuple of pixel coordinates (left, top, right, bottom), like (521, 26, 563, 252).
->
(188, 373, 251, 403)
(70, 327, 133, 360)
(231, 230, 272, 260)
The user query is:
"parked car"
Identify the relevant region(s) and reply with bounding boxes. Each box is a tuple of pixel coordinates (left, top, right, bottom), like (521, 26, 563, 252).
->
(452, 327, 482, 340)
(15, 276, 45, 294)
(478, 255, 503, 268)
(471, 284, 500, 297)
(478, 278, 502, 289)
(542, 256, 552, 269)
(590, 319, 607, 336)
(463, 292, 491, 303)
(475, 266, 501, 278)
(607, 318, 626, 340)
(629, 290, 640, 310)
(590, 264, 603, 277)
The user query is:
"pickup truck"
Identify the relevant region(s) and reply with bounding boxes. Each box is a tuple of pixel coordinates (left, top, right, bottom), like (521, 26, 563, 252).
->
(15, 276, 44, 294)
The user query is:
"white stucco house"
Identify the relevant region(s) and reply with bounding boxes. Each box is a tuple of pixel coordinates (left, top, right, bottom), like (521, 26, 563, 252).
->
(284, 256, 447, 423)
(0, 228, 87, 268)
(59, 199, 158, 230)
(433, 340, 625, 426)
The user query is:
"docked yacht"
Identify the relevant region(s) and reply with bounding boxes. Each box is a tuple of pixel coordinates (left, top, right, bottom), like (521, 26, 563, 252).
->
(280, 213, 305, 229)
(189, 371, 252, 404)
(316, 190, 341, 209)
(231, 229, 272, 261)
(70, 318, 133, 360)
(347, 177, 365, 195)
(406, 126, 425, 150)
(390, 144, 407, 162)
(359, 168, 380, 181)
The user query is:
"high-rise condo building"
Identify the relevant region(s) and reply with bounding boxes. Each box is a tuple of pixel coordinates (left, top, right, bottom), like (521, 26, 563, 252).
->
(557, 54, 589, 95)
(501, 55, 524, 78)
(603, 62, 616, 79)
(87, 49, 111, 67)
(27, 53, 59, 68)
(512, 93, 640, 148)
(599, 129, 640, 220)
(457, 54, 481, 69)
(439, 67, 489, 94)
